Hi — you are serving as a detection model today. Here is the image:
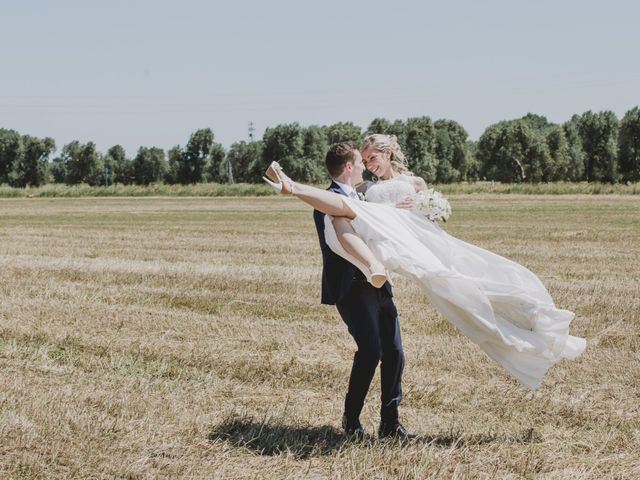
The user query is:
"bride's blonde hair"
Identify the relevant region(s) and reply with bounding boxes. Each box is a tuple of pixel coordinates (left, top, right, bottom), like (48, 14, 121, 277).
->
(361, 134, 412, 175)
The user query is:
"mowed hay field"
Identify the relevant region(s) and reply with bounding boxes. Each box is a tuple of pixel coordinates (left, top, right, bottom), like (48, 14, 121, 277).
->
(1, 195, 638, 479)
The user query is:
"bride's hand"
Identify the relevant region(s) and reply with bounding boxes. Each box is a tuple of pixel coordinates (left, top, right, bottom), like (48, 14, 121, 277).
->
(394, 196, 416, 210)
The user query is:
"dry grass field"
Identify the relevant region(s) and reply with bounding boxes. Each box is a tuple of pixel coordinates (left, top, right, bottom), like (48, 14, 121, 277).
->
(1, 195, 639, 479)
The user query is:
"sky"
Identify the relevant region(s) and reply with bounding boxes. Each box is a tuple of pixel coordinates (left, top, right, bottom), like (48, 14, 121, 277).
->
(1, 0, 639, 157)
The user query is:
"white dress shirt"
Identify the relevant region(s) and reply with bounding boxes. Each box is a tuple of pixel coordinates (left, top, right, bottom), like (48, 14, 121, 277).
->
(333, 179, 359, 200)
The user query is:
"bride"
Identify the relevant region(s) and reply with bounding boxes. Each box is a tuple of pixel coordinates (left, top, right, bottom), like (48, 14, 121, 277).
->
(263, 134, 586, 389)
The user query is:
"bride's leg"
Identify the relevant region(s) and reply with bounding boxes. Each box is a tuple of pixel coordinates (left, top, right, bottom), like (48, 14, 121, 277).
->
(333, 217, 387, 287)
(270, 163, 355, 218)
(268, 163, 386, 287)
(293, 183, 356, 219)
(332, 218, 382, 270)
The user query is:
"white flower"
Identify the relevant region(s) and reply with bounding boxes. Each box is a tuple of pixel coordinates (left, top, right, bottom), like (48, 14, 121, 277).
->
(415, 189, 452, 222)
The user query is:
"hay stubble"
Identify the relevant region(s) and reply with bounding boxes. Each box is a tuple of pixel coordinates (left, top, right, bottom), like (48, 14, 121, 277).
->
(0, 195, 638, 479)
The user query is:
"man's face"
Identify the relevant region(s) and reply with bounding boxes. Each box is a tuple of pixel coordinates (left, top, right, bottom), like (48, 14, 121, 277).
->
(348, 150, 365, 184)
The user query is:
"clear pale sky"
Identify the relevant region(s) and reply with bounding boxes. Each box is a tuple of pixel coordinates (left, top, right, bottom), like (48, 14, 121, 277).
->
(2, 0, 639, 157)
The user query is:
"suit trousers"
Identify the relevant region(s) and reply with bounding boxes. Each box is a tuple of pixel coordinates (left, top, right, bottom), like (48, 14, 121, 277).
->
(336, 280, 404, 426)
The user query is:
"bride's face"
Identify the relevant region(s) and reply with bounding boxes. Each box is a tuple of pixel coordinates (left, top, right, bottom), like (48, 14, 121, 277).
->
(361, 147, 392, 179)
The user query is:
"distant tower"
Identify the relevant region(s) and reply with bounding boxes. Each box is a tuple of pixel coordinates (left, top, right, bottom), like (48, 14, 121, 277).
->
(248, 121, 255, 142)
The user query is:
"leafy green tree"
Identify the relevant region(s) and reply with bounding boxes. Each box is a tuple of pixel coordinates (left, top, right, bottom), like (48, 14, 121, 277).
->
(301, 126, 328, 182)
(478, 122, 521, 182)
(8, 135, 55, 187)
(403, 117, 437, 182)
(165, 145, 183, 184)
(323, 122, 362, 145)
(204, 142, 227, 183)
(0, 129, 23, 184)
(518, 113, 571, 181)
(524, 133, 551, 182)
(466, 140, 480, 181)
(61, 141, 101, 185)
(433, 126, 454, 183)
(366, 118, 406, 143)
(366, 117, 439, 180)
(261, 123, 310, 181)
(50, 157, 66, 183)
(434, 119, 471, 182)
(618, 106, 640, 182)
(179, 128, 214, 184)
(133, 147, 167, 185)
(477, 120, 550, 182)
(225, 141, 264, 183)
(577, 111, 619, 182)
(366, 118, 392, 136)
(545, 126, 571, 181)
(103, 145, 133, 185)
(303, 126, 328, 161)
(520, 113, 554, 134)
(562, 116, 585, 181)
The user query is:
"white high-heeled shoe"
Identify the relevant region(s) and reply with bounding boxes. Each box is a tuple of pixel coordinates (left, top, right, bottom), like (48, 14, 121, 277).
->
(263, 161, 294, 194)
(263, 175, 285, 193)
(265, 161, 280, 183)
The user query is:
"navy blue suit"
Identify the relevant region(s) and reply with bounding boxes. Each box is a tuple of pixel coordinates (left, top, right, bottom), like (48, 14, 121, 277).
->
(313, 181, 404, 426)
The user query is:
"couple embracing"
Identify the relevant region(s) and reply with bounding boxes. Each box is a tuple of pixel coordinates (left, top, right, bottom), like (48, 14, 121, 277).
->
(265, 134, 586, 439)
(314, 138, 412, 439)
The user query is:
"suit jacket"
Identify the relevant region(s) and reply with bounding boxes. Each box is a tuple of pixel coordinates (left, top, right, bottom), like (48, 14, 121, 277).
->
(313, 181, 393, 305)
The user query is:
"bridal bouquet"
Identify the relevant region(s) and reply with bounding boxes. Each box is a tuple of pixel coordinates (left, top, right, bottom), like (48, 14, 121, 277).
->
(415, 188, 452, 222)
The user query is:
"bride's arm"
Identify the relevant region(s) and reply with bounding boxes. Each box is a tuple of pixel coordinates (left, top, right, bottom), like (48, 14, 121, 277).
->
(411, 176, 428, 192)
(395, 176, 427, 210)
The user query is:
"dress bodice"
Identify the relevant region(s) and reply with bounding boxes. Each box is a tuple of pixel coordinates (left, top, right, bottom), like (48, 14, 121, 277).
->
(364, 174, 416, 205)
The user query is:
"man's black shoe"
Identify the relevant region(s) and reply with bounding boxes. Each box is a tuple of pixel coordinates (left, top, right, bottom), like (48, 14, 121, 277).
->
(378, 422, 415, 441)
(342, 414, 365, 439)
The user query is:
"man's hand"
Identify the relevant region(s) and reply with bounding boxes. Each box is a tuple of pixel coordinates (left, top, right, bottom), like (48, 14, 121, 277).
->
(394, 196, 416, 210)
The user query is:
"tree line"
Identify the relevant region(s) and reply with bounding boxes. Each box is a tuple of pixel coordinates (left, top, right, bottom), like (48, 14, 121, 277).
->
(1, 107, 639, 187)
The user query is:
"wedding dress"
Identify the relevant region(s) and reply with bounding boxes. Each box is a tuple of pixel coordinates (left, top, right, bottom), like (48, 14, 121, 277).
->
(323, 174, 586, 389)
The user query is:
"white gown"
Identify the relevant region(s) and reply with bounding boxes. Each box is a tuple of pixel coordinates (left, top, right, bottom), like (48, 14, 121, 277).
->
(324, 175, 586, 389)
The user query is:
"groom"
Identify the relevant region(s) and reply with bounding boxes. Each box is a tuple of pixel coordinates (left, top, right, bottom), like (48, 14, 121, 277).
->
(313, 141, 411, 439)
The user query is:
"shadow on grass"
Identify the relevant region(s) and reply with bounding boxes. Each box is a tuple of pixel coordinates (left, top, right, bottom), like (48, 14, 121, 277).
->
(208, 415, 541, 459)
(208, 416, 346, 459)
(417, 427, 541, 448)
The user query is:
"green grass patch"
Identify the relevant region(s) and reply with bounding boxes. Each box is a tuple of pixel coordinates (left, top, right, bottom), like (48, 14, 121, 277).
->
(2, 181, 640, 197)
(0, 182, 274, 197)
